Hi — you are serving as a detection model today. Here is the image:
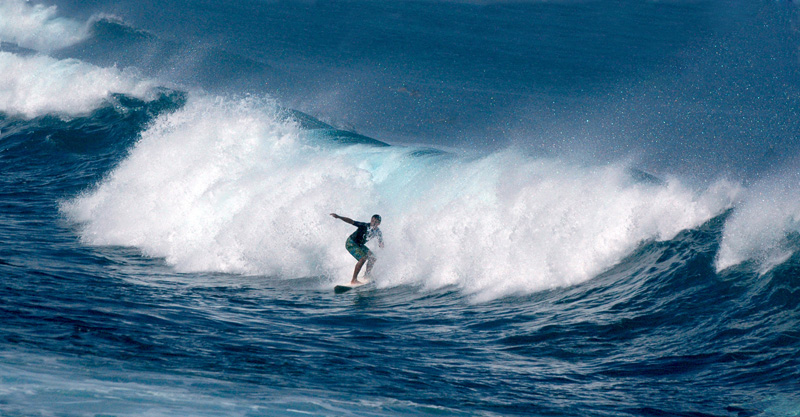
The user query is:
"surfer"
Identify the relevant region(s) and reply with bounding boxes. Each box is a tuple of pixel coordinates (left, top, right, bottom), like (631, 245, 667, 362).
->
(330, 213, 384, 284)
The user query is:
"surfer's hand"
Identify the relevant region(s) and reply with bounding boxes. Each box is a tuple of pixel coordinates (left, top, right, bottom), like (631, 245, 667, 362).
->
(330, 213, 339, 219)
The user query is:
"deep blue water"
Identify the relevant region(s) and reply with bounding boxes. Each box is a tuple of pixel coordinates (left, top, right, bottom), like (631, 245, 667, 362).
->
(1, 1, 800, 416)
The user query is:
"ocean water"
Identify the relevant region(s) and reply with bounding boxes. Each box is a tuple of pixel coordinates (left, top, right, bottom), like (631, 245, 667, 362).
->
(1, 0, 800, 416)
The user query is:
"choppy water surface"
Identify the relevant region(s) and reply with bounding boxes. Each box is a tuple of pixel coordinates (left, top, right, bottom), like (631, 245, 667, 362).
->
(1, 0, 799, 415)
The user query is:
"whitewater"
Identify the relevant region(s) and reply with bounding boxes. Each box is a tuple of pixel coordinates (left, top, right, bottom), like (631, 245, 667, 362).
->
(1, 0, 799, 415)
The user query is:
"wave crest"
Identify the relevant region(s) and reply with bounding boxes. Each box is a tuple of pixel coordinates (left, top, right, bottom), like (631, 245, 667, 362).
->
(716, 173, 800, 273)
(0, 0, 89, 52)
(62, 93, 741, 300)
(0, 52, 157, 118)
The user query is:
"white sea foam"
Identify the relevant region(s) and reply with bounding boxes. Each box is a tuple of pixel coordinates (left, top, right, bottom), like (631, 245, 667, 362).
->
(62, 94, 740, 300)
(0, 1, 157, 118)
(716, 173, 800, 273)
(0, 0, 89, 52)
(377, 153, 739, 301)
(63, 94, 372, 277)
(0, 51, 157, 118)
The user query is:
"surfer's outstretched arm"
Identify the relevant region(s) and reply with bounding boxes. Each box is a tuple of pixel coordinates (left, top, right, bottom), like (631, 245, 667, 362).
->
(330, 213, 354, 225)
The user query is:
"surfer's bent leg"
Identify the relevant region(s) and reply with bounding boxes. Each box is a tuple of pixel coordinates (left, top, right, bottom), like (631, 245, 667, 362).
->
(346, 238, 371, 284)
(364, 252, 376, 278)
(352, 256, 368, 284)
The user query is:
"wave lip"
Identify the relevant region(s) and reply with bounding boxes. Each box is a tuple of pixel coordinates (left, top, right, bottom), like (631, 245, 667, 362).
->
(0, 51, 158, 119)
(716, 175, 800, 273)
(0, 0, 90, 52)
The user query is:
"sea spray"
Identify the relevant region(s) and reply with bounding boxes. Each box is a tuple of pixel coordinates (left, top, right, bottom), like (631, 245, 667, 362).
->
(0, 0, 89, 52)
(377, 152, 740, 300)
(716, 171, 800, 273)
(0, 52, 157, 118)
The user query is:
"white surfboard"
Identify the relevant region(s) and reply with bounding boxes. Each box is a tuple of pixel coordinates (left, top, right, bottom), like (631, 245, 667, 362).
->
(334, 280, 370, 294)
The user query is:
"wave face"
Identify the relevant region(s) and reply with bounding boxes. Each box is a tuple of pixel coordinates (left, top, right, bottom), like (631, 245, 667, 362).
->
(62, 94, 740, 301)
(2, 1, 800, 416)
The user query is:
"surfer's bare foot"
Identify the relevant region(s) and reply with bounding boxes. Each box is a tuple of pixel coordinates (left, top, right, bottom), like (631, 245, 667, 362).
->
(351, 279, 362, 285)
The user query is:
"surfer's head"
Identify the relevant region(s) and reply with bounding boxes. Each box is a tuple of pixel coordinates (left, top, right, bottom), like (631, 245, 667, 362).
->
(371, 214, 382, 227)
